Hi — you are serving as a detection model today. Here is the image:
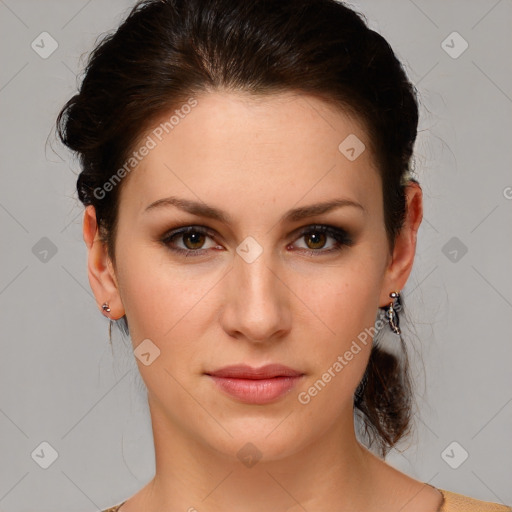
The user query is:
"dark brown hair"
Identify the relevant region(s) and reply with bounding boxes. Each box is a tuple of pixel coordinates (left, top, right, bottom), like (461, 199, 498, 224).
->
(56, 0, 419, 458)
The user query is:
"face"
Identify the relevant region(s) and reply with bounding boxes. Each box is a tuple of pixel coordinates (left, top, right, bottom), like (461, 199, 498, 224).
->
(85, 90, 421, 463)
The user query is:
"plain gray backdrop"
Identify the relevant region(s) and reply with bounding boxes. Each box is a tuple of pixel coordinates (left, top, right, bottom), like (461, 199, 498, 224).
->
(1, 0, 511, 510)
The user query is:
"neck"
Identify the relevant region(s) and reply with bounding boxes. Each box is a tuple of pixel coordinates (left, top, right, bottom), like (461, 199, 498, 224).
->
(138, 394, 379, 512)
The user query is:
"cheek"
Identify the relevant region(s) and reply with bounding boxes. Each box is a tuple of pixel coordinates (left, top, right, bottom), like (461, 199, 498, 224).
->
(116, 242, 186, 328)
(295, 315, 376, 421)
(296, 251, 382, 339)
(115, 244, 222, 363)
(114, 249, 164, 341)
(294, 255, 383, 397)
(114, 248, 211, 411)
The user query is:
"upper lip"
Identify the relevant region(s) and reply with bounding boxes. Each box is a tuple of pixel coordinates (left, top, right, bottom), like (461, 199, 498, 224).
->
(206, 364, 303, 379)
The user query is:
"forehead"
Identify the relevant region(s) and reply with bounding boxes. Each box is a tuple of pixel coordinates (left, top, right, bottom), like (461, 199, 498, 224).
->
(120, 90, 380, 218)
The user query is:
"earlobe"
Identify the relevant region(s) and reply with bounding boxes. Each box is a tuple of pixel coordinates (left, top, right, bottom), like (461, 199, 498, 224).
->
(379, 181, 423, 307)
(83, 205, 124, 319)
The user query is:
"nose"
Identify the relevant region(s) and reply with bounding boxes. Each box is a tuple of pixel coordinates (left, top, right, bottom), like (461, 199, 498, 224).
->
(219, 250, 292, 343)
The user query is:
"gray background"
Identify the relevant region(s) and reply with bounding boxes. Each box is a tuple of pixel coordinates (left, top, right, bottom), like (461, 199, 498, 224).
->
(0, 0, 511, 510)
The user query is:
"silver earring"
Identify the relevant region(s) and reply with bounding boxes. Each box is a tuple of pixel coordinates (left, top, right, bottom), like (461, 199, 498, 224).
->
(385, 291, 401, 335)
(101, 302, 114, 345)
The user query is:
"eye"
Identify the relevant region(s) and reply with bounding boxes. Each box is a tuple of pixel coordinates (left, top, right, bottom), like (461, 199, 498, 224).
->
(290, 224, 353, 256)
(161, 226, 219, 257)
(160, 224, 353, 258)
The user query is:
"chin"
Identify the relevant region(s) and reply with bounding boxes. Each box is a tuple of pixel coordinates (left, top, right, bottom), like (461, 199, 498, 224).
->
(199, 421, 314, 465)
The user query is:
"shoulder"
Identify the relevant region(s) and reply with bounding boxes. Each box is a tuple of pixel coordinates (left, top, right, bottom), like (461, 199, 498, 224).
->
(100, 490, 512, 512)
(101, 502, 125, 512)
(438, 488, 512, 512)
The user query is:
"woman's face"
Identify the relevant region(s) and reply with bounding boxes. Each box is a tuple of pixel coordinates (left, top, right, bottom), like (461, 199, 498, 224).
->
(85, 90, 420, 461)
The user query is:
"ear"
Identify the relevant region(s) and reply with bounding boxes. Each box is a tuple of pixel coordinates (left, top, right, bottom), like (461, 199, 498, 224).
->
(379, 181, 423, 308)
(83, 205, 125, 319)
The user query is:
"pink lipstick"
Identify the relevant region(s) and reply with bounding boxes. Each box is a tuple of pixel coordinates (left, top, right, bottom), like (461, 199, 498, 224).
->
(205, 364, 304, 405)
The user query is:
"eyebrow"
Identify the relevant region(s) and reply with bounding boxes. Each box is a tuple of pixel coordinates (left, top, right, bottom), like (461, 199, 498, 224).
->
(144, 195, 365, 223)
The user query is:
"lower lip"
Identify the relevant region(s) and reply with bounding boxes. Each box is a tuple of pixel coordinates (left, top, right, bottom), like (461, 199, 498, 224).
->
(207, 375, 303, 404)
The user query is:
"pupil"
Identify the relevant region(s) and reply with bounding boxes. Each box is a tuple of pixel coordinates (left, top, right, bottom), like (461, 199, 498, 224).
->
(185, 232, 204, 249)
(307, 232, 325, 249)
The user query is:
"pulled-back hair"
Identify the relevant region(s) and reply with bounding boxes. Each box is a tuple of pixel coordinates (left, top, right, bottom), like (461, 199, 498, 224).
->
(56, 0, 420, 458)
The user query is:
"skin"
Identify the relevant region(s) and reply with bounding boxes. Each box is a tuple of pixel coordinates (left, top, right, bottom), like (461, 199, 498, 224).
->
(83, 91, 442, 511)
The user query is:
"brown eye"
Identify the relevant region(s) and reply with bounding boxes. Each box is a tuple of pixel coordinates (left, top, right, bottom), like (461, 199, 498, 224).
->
(292, 225, 353, 256)
(161, 226, 217, 256)
(182, 231, 207, 250)
(304, 231, 327, 250)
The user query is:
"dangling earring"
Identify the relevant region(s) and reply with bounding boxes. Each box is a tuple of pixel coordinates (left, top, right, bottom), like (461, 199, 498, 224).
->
(102, 302, 113, 344)
(385, 291, 401, 335)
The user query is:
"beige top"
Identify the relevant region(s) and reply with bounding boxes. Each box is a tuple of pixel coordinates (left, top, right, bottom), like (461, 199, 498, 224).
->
(101, 487, 512, 511)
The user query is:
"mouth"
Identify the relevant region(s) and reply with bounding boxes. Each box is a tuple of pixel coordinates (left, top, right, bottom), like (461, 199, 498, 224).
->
(205, 364, 304, 405)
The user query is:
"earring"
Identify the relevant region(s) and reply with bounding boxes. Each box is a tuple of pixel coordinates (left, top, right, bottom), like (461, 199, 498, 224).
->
(385, 291, 401, 335)
(101, 302, 114, 345)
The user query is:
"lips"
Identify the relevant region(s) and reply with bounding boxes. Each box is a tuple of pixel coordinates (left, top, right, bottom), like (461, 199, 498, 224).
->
(205, 364, 303, 379)
(205, 364, 304, 404)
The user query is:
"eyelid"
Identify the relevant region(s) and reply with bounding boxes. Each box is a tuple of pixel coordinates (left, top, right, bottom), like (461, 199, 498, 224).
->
(291, 223, 350, 239)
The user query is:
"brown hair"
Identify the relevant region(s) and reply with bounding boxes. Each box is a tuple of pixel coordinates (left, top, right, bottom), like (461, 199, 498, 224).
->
(56, 0, 419, 458)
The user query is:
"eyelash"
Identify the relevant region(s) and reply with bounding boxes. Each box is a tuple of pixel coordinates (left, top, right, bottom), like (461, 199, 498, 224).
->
(160, 224, 353, 258)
